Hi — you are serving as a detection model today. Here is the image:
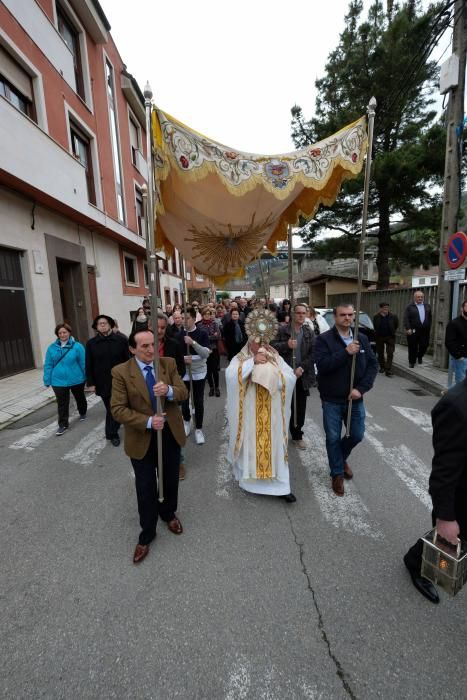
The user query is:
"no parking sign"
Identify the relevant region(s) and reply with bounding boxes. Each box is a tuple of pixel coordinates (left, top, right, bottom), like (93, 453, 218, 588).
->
(446, 231, 467, 269)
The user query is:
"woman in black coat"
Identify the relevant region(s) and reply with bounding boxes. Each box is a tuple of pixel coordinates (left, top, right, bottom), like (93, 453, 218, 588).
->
(223, 309, 247, 361)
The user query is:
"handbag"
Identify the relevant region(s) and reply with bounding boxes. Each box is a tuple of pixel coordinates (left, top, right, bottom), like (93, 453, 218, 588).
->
(217, 338, 227, 356)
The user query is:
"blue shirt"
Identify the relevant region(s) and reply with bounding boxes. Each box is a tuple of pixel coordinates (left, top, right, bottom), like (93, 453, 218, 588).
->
(134, 357, 174, 429)
(416, 303, 425, 324)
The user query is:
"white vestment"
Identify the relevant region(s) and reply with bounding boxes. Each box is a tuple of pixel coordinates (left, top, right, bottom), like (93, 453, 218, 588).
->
(226, 348, 296, 496)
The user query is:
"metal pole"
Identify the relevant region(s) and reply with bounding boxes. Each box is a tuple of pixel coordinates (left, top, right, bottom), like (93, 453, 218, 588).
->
(448, 279, 461, 387)
(258, 253, 268, 302)
(144, 82, 164, 502)
(180, 256, 195, 417)
(346, 96, 377, 437)
(288, 224, 297, 428)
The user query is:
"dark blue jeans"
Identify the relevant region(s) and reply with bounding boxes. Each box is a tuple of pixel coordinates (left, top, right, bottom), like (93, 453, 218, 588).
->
(322, 400, 365, 477)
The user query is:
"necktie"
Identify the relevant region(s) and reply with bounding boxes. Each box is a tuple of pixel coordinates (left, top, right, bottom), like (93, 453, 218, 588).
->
(144, 365, 157, 411)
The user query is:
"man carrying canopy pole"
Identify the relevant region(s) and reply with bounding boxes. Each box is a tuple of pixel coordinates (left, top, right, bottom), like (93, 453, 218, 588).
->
(314, 98, 378, 497)
(111, 83, 188, 565)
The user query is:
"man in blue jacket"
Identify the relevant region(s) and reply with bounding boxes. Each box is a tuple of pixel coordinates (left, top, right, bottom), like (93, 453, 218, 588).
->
(315, 304, 378, 496)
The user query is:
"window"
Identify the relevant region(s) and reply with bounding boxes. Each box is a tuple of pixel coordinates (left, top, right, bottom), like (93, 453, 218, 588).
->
(158, 255, 168, 272)
(124, 254, 138, 285)
(129, 115, 140, 167)
(418, 277, 425, 285)
(164, 288, 171, 307)
(0, 45, 33, 119)
(135, 186, 144, 236)
(430, 276, 437, 284)
(174, 290, 179, 304)
(143, 262, 149, 287)
(70, 122, 96, 204)
(105, 59, 125, 222)
(57, 4, 84, 99)
(171, 251, 178, 275)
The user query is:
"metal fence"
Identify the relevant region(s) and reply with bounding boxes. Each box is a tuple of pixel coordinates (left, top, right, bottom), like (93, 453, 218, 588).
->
(327, 285, 453, 348)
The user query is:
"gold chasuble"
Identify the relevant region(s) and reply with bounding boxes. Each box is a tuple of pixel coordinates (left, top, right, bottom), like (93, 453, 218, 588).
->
(255, 384, 272, 479)
(151, 109, 367, 284)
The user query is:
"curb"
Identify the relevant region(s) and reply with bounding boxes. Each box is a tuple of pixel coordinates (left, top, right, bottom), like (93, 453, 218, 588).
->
(0, 395, 56, 431)
(391, 363, 446, 397)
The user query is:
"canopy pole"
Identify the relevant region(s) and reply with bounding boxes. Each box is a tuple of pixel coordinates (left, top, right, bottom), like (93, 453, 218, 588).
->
(143, 83, 164, 502)
(346, 96, 377, 438)
(180, 256, 195, 420)
(287, 224, 297, 428)
(258, 252, 268, 303)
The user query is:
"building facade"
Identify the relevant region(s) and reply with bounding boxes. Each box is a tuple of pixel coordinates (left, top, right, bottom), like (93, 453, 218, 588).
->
(0, 0, 192, 378)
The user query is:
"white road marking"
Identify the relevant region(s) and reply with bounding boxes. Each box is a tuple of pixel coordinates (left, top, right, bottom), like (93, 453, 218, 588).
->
(216, 407, 233, 499)
(392, 405, 432, 434)
(365, 432, 431, 509)
(8, 394, 101, 451)
(62, 420, 106, 466)
(298, 417, 383, 540)
(225, 657, 251, 699)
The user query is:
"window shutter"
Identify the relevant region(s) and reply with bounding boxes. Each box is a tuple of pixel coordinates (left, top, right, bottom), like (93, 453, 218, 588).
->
(0, 45, 33, 101)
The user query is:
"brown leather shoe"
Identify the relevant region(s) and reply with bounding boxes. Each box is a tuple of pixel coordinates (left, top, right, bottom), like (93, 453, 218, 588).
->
(332, 476, 344, 496)
(166, 517, 183, 535)
(343, 461, 353, 480)
(133, 543, 149, 564)
(179, 463, 186, 480)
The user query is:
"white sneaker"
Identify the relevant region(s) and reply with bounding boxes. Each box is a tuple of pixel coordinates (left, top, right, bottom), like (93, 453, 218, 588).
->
(184, 420, 191, 436)
(195, 429, 205, 445)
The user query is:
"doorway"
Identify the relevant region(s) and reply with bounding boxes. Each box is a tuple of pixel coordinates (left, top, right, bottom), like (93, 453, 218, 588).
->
(0, 247, 34, 377)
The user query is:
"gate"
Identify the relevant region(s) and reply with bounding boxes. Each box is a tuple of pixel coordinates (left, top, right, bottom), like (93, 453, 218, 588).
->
(0, 247, 34, 377)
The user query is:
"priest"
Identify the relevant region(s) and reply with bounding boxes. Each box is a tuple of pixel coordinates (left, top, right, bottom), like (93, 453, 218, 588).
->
(226, 333, 297, 502)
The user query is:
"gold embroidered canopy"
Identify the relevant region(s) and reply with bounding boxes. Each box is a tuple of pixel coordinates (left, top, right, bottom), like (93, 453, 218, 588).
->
(152, 108, 367, 282)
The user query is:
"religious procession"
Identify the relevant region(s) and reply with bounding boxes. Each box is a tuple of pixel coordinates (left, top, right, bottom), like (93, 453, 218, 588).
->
(2, 1, 467, 696)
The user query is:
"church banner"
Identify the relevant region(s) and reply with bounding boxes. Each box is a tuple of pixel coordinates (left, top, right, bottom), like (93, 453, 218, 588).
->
(152, 108, 367, 283)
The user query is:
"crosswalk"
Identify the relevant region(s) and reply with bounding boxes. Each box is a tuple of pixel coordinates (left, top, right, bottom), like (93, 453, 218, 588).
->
(8, 399, 434, 536)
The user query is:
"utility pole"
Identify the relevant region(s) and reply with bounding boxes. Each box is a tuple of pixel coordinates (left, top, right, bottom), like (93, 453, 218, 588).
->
(433, 0, 466, 368)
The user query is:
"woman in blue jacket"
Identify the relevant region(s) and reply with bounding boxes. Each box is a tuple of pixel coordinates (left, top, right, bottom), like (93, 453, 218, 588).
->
(43, 323, 87, 435)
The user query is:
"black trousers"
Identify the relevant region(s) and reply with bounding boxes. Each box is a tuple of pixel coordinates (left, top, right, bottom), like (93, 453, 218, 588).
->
(206, 349, 220, 389)
(52, 383, 87, 428)
(130, 427, 181, 545)
(182, 378, 206, 429)
(407, 328, 430, 365)
(290, 377, 308, 440)
(101, 394, 120, 440)
(375, 335, 395, 371)
(405, 506, 467, 576)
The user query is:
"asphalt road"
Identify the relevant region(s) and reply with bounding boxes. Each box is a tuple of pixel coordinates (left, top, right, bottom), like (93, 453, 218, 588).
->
(1, 371, 466, 700)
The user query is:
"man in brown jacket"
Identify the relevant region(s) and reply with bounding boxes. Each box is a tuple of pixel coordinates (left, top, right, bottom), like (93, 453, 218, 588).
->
(111, 329, 188, 564)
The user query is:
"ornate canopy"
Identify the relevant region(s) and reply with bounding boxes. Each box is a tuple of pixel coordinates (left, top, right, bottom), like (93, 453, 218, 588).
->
(152, 108, 367, 282)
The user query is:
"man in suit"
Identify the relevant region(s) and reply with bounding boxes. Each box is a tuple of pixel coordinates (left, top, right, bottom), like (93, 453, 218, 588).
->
(404, 379, 467, 603)
(111, 329, 188, 564)
(403, 290, 432, 368)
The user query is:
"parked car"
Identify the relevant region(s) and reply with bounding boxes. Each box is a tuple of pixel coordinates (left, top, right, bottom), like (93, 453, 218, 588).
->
(318, 308, 376, 350)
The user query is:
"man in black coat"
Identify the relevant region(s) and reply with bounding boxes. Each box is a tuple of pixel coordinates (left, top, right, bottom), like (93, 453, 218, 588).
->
(445, 300, 467, 385)
(271, 303, 315, 449)
(373, 302, 399, 377)
(86, 314, 130, 446)
(315, 304, 378, 496)
(403, 290, 432, 368)
(404, 380, 467, 603)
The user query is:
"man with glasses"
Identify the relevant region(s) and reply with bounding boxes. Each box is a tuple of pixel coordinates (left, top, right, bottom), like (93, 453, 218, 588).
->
(272, 303, 315, 449)
(315, 304, 378, 496)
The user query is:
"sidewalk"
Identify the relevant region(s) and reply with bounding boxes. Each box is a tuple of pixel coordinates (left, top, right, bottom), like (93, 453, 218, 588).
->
(0, 345, 450, 430)
(391, 344, 449, 395)
(0, 369, 55, 429)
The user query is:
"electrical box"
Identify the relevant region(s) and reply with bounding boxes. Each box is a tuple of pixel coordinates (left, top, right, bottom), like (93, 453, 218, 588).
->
(439, 54, 459, 95)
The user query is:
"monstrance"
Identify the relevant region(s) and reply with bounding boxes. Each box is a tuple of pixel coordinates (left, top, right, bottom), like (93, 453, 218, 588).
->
(244, 308, 279, 345)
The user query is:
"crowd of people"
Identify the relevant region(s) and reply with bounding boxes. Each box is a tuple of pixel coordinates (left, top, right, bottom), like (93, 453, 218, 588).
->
(42, 294, 466, 605)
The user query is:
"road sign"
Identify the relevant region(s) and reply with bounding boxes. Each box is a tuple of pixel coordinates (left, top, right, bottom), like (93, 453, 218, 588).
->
(444, 268, 466, 281)
(446, 231, 467, 269)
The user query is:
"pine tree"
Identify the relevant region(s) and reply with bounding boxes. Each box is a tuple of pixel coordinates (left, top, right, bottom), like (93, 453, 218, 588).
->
(291, 0, 449, 288)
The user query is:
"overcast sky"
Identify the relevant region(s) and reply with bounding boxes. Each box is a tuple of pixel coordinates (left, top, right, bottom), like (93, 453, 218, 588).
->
(100, 0, 380, 155)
